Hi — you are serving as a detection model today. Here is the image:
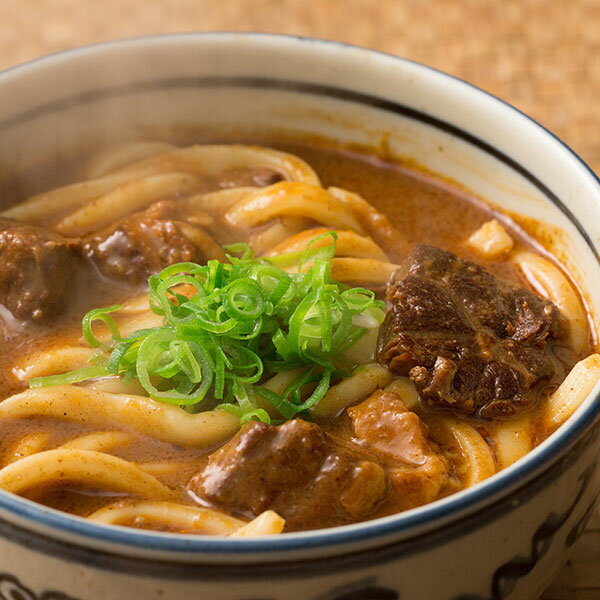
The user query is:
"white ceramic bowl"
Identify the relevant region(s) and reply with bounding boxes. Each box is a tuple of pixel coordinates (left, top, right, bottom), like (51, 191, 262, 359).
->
(0, 33, 599, 600)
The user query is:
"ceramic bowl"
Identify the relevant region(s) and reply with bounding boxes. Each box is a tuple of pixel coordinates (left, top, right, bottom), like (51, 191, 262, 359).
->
(0, 33, 599, 600)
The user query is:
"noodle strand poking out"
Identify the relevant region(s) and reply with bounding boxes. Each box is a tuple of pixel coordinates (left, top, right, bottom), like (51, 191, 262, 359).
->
(249, 216, 313, 255)
(136, 461, 193, 478)
(488, 414, 533, 470)
(182, 187, 257, 217)
(11, 346, 95, 383)
(311, 364, 393, 419)
(266, 227, 389, 261)
(0, 386, 240, 447)
(0, 449, 176, 500)
(513, 250, 589, 357)
(329, 258, 399, 286)
(52, 173, 205, 236)
(60, 431, 135, 453)
(3, 432, 51, 466)
(230, 511, 286, 537)
(88, 501, 285, 537)
(88, 500, 245, 533)
(383, 378, 421, 412)
(545, 354, 600, 429)
(426, 416, 497, 488)
(327, 186, 404, 254)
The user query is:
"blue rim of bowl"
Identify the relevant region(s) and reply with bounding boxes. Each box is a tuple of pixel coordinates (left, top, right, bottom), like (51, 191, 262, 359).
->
(0, 32, 599, 556)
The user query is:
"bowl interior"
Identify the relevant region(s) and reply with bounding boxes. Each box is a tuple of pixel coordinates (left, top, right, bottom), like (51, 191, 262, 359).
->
(0, 33, 599, 560)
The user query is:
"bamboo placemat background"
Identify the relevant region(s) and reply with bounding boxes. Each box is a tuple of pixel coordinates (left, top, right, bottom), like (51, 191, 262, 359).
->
(0, 1, 598, 597)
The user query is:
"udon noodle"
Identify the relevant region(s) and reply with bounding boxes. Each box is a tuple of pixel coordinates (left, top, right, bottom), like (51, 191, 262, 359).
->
(0, 141, 596, 536)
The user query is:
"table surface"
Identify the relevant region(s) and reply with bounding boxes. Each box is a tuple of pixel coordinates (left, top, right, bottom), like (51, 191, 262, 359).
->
(0, 1, 599, 598)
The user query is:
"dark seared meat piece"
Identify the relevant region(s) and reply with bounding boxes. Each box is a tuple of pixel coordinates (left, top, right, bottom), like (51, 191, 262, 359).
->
(83, 202, 226, 283)
(377, 245, 563, 418)
(0, 218, 80, 321)
(188, 419, 387, 531)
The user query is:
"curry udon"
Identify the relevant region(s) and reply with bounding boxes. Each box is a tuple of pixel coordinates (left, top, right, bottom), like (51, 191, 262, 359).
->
(0, 140, 596, 536)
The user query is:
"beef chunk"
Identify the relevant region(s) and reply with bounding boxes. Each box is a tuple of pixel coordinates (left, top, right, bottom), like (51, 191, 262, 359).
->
(377, 245, 563, 418)
(188, 419, 387, 531)
(348, 390, 453, 510)
(84, 202, 226, 283)
(0, 218, 80, 321)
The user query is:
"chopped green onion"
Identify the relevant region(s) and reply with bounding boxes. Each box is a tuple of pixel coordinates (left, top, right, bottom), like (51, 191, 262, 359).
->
(81, 305, 123, 348)
(30, 233, 384, 424)
(29, 365, 109, 388)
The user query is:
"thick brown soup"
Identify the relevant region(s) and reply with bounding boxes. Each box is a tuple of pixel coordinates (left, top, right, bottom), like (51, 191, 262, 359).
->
(0, 140, 593, 535)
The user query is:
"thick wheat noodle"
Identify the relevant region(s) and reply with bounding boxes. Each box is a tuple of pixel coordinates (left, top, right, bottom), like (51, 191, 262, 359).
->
(177, 222, 228, 262)
(426, 416, 497, 487)
(265, 227, 389, 261)
(327, 186, 404, 253)
(283, 257, 398, 285)
(61, 431, 135, 453)
(249, 217, 314, 255)
(110, 144, 321, 186)
(488, 414, 533, 470)
(383, 378, 422, 412)
(11, 346, 94, 382)
(0, 386, 240, 448)
(230, 511, 286, 537)
(0, 449, 176, 499)
(340, 328, 378, 366)
(117, 292, 155, 313)
(5, 431, 134, 466)
(88, 500, 245, 534)
(1, 171, 142, 223)
(107, 297, 163, 339)
(81, 376, 148, 397)
(84, 142, 178, 179)
(330, 258, 399, 285)
(224, 183, 366, 234)
(4, 432, 51, 466)
(182, 187, 256, 216)
(512, 250, 588, 357)
(51, 173, 204, 236)
(111, 310, 163, 339)
(136, 461, 192, 478)
(545, 354, 600, 429)
(3, 145, 320, 224)
(257, 368, 308, 418)
(89, 501, 284, 536)
(310, 364, 393, 419)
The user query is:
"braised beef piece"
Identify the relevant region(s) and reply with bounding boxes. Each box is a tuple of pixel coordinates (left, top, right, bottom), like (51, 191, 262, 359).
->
(377, 245, 563, 418)
(188, 419, 388, 531)
(348, 390, 454, 510)
(83, 202, 226, 283)
(0, 218, 80, 321)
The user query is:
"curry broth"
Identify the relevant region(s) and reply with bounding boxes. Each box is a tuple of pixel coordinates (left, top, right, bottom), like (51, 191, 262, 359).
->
(0, 140, 588, 530)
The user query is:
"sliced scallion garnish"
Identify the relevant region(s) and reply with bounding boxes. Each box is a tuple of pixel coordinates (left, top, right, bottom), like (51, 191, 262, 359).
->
(30, 232, 385, 424)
